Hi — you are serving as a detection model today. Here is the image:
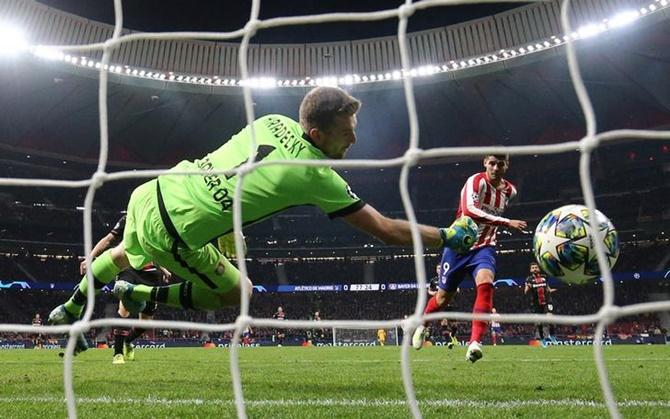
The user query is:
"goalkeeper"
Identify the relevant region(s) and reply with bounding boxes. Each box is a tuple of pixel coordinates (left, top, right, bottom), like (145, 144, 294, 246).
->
(48, 86, 477, 328)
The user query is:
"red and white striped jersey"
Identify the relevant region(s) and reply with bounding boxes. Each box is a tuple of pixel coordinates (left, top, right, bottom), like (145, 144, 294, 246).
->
(457, 172, 517, 250)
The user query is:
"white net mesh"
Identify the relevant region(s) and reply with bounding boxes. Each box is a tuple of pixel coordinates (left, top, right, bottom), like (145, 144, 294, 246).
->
(1, 0, 670, 418)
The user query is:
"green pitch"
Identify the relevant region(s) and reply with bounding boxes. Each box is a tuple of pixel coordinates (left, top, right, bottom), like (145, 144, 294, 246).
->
(0, 345, 668, 418)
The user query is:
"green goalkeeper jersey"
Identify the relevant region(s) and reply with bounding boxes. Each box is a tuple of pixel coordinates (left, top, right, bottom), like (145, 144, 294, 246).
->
(158, 114, 364, 249)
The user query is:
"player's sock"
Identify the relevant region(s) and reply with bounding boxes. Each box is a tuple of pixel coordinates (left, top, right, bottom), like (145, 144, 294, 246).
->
(125, 327, 147, 344)
(469, 282, 493, 344)
(492, 333, 497, 346)
(423, 295, 443, 315)
(131, 282, 225, 310)
(64, 250, 121, 317)
(113, 328, 128, 355)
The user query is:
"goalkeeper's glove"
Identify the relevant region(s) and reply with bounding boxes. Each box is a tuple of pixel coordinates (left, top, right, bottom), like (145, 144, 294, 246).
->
(217, 232, 247, 260)
(440, 216, 478, 254)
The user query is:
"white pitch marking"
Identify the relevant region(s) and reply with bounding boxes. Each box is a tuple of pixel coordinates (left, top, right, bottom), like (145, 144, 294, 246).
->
(0, 397, 669, 409)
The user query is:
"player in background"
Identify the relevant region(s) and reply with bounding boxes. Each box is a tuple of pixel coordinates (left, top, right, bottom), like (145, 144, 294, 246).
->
(413, 153, 527, 363)
(524, 262, 557, 346)
(428, 264, 459, 349)
(311, 310, 326, 345)
(48, 87, 477, 341)
(273, 306, 286, 347)
(241, 325, 254, 346)
(377, 328, 387, 346)
(428, 264, 440, 298)
(440, 318, 459, 349)
(31, 313, 43, 349)
(415, 265, 443, 347)
(490, 308, 504, 346)
(103, 217, 173, 364)
(66, 215, 173, 362)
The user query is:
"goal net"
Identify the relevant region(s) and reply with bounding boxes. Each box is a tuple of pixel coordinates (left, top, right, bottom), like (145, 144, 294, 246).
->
(0, 0, 669, 418)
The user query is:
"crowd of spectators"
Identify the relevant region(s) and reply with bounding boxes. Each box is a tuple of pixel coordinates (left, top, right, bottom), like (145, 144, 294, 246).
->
(1, 241, 666, 286)
(1, 278, 667, 343)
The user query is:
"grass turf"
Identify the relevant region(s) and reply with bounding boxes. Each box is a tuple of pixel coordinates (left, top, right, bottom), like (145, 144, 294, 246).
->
(0, 345, 668, 418)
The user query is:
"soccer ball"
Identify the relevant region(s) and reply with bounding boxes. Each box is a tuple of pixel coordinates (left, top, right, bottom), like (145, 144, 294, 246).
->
(533, 204, 619, 284)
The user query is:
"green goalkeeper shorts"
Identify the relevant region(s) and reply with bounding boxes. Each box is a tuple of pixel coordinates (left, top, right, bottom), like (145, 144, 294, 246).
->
(123, 179, 240, 293)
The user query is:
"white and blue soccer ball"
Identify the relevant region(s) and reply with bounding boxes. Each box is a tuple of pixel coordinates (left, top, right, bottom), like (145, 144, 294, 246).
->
(533, 204, 619, 284)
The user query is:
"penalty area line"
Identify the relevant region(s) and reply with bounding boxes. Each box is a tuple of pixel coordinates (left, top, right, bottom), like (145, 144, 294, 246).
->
(0, 397, 669, 409)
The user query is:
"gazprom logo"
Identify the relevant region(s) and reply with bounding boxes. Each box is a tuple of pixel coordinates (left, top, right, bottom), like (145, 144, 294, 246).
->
(253, 285, 267, 293)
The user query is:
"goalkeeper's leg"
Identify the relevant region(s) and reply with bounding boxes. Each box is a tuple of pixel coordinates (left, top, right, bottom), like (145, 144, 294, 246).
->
(51, 246, 129, 322)
(114, 242, 252, 310)
(117, 280, 250, 310)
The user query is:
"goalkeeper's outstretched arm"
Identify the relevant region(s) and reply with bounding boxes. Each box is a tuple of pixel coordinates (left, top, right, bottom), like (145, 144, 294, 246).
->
(343, 204, 475, 252)
(343, 204, 441, 246)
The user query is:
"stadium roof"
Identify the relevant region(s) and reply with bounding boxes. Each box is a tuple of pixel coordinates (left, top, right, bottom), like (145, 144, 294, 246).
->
(35, 0, 524, 44)
(0, 0, 668, 168)
(1, 20, 669, 168)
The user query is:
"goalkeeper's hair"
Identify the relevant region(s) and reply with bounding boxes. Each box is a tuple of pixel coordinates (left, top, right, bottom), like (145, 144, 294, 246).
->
(299, 86, 361, 133)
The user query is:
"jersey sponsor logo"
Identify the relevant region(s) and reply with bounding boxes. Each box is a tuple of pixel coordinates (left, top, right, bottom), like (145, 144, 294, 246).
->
(197, 145, 276, 213)
(481, 205, 504, 216)
(197, 155, 234, 212)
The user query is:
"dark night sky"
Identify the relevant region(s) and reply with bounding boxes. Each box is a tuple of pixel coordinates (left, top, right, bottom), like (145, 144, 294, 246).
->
(36, 0, 526, 43)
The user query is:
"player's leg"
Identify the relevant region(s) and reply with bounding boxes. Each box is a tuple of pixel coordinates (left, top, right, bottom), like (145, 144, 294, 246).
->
(492, 330, 497, 346)
(112, 300, 130, 364)
(446, 330, 455, 349)
(413, 288, 457, 350)
(533, 305, 545, 342)
(49, 243, 131, 356)
(49, 180, 153, 327)
(112, 330, 128, 364)
(112, 178, 252, 310)
(123, 303, 156, 361)
(545, 305, 557, 343)
(50, 244, 130, 323)
(450, 325, 459, 347)
(126, 312, 152, 346)
(466, 247, 496, 363)
(274, 330, 283, 346)
(115, 242, 253, 311)
(413, 248, 465, 350)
